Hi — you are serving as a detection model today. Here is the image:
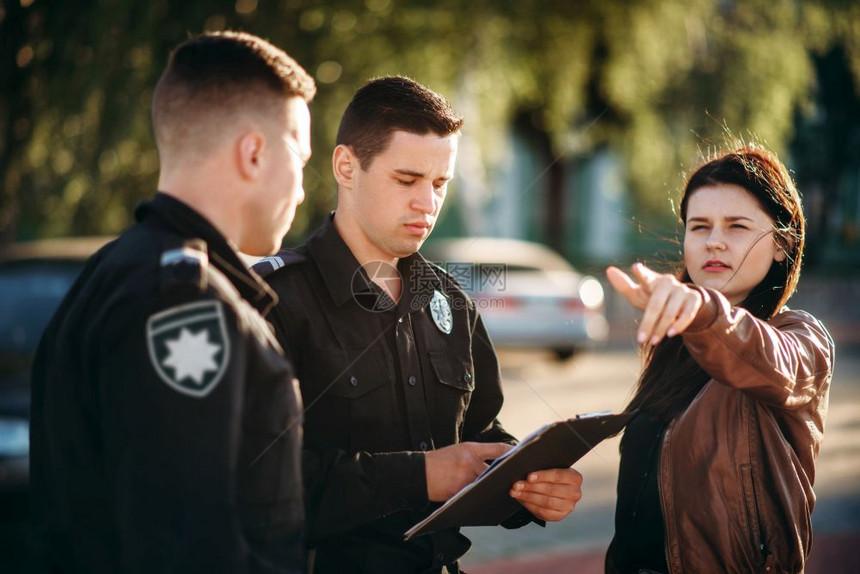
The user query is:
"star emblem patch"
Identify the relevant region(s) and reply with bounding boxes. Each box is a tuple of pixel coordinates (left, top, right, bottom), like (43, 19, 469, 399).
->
(146, 300, 230, 397)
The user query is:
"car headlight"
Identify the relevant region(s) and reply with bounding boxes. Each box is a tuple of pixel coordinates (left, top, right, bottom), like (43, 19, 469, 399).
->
(578, 276, 605, 310)
(0, 417, 29, 458)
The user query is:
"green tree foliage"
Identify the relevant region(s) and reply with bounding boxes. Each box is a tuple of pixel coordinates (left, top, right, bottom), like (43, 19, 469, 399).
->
(1, 0, 857, 242)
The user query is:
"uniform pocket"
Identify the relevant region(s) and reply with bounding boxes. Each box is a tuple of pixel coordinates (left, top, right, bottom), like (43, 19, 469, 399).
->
(428, 351, 475, 392)
(306, 348, 391, 399)
(304, 348, 394, 452)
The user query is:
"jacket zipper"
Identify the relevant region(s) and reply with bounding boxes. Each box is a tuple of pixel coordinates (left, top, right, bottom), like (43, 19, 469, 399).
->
(743, 402, 769, 569)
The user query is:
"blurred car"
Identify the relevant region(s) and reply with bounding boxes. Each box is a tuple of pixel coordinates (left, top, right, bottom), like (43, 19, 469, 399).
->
(422, 237, 608, 360)
(0, 237, 110, 521)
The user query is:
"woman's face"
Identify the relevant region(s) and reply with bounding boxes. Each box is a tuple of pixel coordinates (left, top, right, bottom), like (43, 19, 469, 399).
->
(684, 183, 786, 305)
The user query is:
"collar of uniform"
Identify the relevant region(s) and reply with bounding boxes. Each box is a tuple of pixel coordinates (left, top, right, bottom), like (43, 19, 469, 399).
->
(136, 193, 279, 316)
(397, 251, 443, 313)
(305, 213, 444, 312)
(306, 213, 368, 307)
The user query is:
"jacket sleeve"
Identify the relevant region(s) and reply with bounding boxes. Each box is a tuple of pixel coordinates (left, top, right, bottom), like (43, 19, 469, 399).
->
(682, 286, 834, 409)
(301, 448, 428, 540)
(462, 309, 518, 445)
(95, 293, 279, 573)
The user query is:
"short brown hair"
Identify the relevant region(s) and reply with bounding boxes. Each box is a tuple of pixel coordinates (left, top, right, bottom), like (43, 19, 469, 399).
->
(152, 31, 315, 157)
(335, 76, 463, 169)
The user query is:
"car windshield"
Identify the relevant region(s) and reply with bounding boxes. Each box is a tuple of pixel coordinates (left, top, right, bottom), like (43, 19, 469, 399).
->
(0, 262, 82, 355)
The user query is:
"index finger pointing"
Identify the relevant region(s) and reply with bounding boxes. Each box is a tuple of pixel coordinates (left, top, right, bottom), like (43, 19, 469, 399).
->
(606, 266, 638, 295)
(630, 262, 659, 288)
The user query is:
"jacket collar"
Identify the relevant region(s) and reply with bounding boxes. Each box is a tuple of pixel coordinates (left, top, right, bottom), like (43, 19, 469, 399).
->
(135, 192, 279, 316)
(306, 213, 442, 313)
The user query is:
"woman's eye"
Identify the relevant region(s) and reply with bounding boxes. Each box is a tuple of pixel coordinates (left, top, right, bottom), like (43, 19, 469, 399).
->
(690, 225, 708, 231)
(397, 179, 415, 186)
(730, 224, 749, 230)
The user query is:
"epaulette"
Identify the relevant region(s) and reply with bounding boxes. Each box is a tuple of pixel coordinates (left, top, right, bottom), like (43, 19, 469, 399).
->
(160, 239, 208, 294)
(252, 249, 306, 278)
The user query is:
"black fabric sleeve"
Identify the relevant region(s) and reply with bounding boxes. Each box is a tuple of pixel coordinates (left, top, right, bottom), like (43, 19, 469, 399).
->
(462, 308, 517, 445)
(302, 449, 428, 541)
(95, 293, 280, 573)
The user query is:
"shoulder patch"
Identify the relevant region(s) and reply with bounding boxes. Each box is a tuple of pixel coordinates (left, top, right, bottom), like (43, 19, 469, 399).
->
(146, 300, 230, 398)
(252, 249, 306, 278)
(160, 240, 208, 294)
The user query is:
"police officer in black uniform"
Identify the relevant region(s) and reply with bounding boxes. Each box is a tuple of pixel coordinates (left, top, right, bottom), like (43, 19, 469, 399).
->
(254, 77, 583, 573)
(29, 32, 315, 573)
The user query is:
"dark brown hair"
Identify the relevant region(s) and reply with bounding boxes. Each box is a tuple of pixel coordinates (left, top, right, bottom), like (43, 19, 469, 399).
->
(625, 145, 806, 422)
(152, 31, 315, 155)
(335, 76, 463, 169)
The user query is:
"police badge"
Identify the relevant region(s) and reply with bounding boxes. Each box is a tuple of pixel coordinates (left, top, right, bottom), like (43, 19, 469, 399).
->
(146, 300, 230, 397)
(429, 290, 453, 334)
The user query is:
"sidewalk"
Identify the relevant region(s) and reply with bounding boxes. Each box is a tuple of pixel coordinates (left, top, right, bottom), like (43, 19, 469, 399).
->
(467, 532, 860, 573)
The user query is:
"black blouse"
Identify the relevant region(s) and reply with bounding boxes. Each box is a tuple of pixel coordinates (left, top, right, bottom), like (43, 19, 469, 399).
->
(609, 410, 669, 573)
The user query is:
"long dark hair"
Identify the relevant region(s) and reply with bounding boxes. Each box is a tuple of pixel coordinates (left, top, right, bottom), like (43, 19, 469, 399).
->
(625, 145, 806, 422)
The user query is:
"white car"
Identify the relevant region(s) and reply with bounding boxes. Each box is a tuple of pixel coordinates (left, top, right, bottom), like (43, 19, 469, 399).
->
(422, 237, 608, 360)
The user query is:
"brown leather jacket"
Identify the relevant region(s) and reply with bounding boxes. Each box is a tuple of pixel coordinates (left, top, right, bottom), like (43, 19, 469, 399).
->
(635, 287, 834, 574)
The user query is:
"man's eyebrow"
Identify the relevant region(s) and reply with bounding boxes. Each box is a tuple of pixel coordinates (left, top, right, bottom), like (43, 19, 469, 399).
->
(393, 169, 424, 177)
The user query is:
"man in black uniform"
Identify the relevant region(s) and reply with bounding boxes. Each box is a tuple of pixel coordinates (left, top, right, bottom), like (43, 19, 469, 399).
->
(29, 32, 314, 573)
(254, 77, 583, 573)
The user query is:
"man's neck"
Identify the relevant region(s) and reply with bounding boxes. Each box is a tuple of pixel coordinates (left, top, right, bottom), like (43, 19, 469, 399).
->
(332, 211, 402, 302)
(158, 164, 244, 251)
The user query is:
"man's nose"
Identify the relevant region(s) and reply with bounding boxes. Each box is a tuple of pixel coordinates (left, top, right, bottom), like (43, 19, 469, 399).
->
(411, 184, 436, 214)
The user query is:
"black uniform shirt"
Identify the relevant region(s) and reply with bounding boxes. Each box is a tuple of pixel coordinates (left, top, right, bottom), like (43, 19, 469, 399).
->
(30, 193, 305, 573)
(254, 215, 532, 573)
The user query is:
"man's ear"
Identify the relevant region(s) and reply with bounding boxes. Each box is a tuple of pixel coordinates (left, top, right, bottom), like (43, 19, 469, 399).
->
(237, 130, 266, 181)
(332, 144, 358, 189)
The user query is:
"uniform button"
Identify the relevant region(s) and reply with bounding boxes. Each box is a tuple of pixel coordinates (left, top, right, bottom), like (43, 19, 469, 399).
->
(463, 372, 473, 384)
(398, 317, 404, 323)
(408, 375, 417, 386)
(349, 376, 358, 387)
(436, 553, 444, 562)
(419, 441, 429, 451)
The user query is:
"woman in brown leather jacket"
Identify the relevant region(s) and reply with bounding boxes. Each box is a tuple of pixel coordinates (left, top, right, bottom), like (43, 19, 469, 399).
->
(604, 145, 835, 574)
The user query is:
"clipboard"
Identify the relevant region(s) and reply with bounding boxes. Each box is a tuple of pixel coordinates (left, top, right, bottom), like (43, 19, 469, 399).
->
(404, 411, 633, 540)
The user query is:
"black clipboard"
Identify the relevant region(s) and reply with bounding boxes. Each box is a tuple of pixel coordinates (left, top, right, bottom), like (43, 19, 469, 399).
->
(404, 411, 633, 540)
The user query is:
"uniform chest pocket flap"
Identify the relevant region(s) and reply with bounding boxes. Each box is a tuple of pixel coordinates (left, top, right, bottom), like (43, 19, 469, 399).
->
(428, 351, 475, 392)
(309, 348, 392, 400)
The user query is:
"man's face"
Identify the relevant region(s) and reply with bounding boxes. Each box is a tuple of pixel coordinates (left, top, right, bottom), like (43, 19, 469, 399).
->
(247, 97, 311, 255)
(344, 130, 458, 259)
